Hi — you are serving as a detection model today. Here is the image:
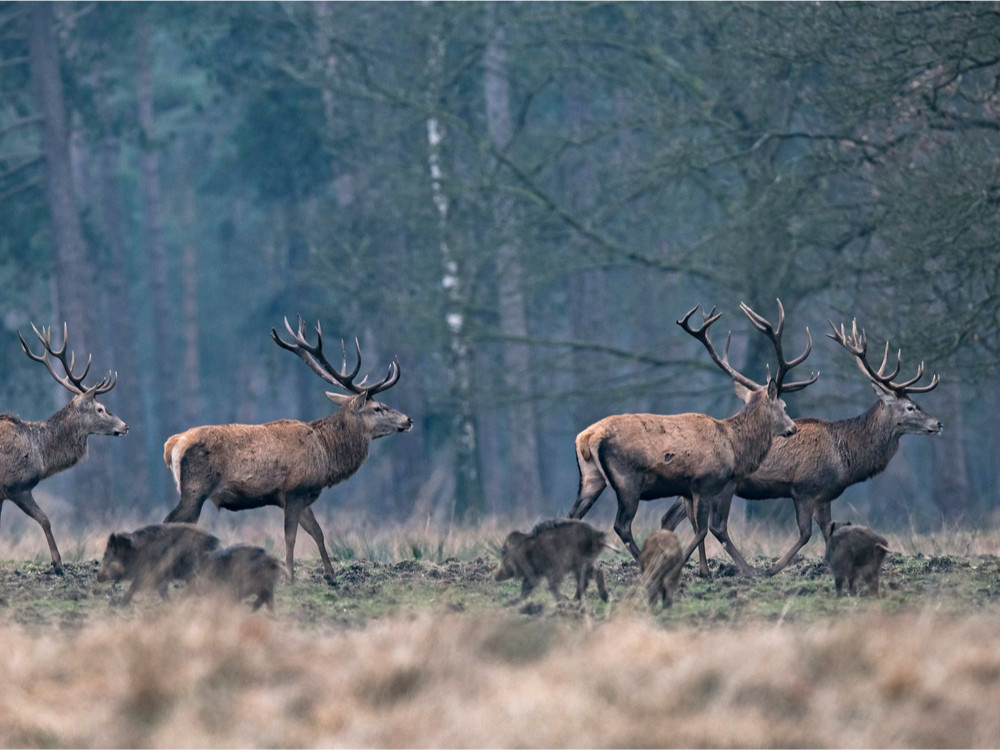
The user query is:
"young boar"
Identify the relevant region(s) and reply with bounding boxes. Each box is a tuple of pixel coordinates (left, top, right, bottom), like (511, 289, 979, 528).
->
(824, 521, 891, 597)
(638, 529, 684, 609)
(195, 544, 284, 612)
(96, 523, 221, 604)
(495, 519, 610, 604)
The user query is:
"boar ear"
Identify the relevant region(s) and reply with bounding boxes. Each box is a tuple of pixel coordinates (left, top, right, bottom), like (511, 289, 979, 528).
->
(109, 533, 133, 551)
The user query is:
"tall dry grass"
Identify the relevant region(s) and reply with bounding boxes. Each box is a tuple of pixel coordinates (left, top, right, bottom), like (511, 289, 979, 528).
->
(0, 600, 998, 747)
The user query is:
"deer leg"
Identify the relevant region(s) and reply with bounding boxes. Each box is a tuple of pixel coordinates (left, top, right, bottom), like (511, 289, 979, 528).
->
(681, 492, 711, 577)
(298, 504, 336, 584)
(767, 495, 818, 576)
(814, 502, 833, 542)
(709, 492, 757, 577)
(163, 486, 208, 524)
(568, 463, 606, 519)
(660, 498, 686, 530)
(9, 491, 62, 571)
(612, 493, 642, 559)
(282, 498, 307, 585)
(683, 496, 710, 577)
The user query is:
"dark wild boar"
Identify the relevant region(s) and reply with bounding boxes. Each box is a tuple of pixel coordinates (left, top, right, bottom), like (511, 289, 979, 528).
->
(495, 519, 610, 604)
(195, 544, 284, 612)
(97, 523, 220, 604)
(824, 521, 891, 597)
(638, 529, 684, 609)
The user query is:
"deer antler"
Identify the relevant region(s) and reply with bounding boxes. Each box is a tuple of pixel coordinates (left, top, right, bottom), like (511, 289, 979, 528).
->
(827, 319, 940, 395)
(678, 300, 817, 394)
(677, 305, 760, 391)
(18, 322, 117, 396)
(271, 316, 400, 397)
(740, 299, 818, 393)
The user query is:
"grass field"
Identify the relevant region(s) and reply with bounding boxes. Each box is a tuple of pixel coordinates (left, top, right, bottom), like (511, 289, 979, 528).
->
(1, 513, 999, 747)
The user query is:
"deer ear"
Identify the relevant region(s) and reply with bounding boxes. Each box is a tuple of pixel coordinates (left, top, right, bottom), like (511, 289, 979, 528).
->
(324, 392, 353, 407)
(767, 378, 779, 399)
(869, 380, 896, 403)
(732, 381, 753, 403)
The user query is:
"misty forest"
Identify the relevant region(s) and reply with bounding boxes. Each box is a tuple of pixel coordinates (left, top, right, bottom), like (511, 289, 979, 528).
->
(2, 1, 999, 546)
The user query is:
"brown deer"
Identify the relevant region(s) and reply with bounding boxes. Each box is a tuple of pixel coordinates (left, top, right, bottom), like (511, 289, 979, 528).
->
(568, 301, 816, 573)
(661, 318, 941, 576)
(0, 323, 127, 570)
(162, 317, 412, 583)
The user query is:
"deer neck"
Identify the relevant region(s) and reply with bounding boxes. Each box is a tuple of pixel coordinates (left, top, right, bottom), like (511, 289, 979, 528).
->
(37, 404, 89, 478)
(830, 401, 900, 483)
(311, 411, 372, 485)
(726, 394, 775, 478)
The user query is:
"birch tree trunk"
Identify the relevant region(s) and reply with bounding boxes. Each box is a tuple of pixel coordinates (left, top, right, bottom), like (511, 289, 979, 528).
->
(483, 3, 545, 516)
(426, 17, 484, 520)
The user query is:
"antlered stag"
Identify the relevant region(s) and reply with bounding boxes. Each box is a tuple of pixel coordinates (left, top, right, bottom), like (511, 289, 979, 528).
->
(0, 323, 127, 570)
(661, 318, 941, 576)
(163, 317, 412, 583)
(568, 301, 816, 572)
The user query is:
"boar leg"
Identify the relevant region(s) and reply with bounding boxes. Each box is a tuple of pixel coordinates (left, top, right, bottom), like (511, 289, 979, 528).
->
(592, 566, 608, 602)
(519, 577, 537, 600)
(9, 491, 62, 571)
(547, 574, 566, 602)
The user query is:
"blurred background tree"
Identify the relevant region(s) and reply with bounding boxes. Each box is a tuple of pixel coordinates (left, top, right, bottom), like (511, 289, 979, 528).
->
(0, 2, 997, 539)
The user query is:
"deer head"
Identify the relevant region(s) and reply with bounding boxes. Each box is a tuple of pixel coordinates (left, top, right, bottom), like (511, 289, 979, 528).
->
(271, 316, 412, 437)
(828, 319, 942, 435)
(18, 323, 128, 437)
(678, 299, 818, 438)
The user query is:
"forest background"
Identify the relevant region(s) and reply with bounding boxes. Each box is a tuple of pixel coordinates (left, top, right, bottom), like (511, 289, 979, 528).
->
(1, 1, 998, 548)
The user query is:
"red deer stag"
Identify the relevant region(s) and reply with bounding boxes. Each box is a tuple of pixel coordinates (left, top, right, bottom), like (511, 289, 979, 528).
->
(568, 301, 816, 573)
(1, 323, 127, 570)
(163, 317, 412, 583)
(661, 318, 941, 576)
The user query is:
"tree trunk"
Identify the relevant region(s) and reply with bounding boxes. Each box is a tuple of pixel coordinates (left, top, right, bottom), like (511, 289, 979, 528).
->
(484, 2, 545, 516)
(930, 380, 970, 524)
(97, 133, 150, 514)
(137, 14, 178, 466)
(426, 15, 484, 520)
(28, 2, 108, 524)
(180, 185, 201, 429)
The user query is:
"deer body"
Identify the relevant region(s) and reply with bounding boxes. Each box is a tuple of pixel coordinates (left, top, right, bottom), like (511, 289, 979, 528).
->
(569, 301, 815, 570)
(163, 318, 411, 583)
(571, 384, 793, 563)
(0, 324, 127, 570)
(166, 417, 369, 510)
(662, 320, 941, 576)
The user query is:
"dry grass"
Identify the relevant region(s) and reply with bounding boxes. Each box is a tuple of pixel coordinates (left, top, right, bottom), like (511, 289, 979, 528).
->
(0, 600, 998, 748)
(3, 502, 1000, 747)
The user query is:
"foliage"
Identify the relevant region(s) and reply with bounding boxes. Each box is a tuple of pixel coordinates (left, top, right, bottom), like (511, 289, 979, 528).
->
(0, 2, 997, 527)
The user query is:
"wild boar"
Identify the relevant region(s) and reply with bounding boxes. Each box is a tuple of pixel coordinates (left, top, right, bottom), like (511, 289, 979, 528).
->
(96, 523, 221, 604)
(495, 519, 610, 604)
(195, 544, 284, 611)
(638, 529, 684, 609)
(824, 521, 891, 597)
